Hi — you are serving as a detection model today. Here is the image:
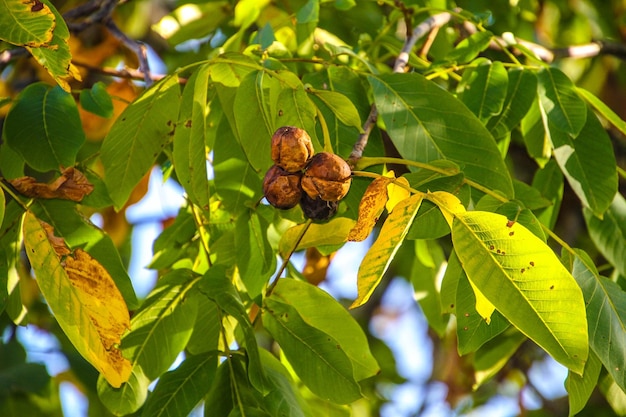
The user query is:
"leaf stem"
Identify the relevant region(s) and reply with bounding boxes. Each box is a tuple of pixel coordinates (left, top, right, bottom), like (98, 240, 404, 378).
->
(190, 202, 212, 267)
(265, 219, 313, 297)
(316, 107, 333, 153)
(0, 180, 32, 212)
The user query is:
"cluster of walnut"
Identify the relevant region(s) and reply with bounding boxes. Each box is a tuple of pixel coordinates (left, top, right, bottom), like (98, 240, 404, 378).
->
(263, 126, 352, 220)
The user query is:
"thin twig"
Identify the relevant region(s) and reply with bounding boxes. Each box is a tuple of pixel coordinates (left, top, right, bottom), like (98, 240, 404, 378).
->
(104, 20, 153, 87)
(72, 60, 165, 83)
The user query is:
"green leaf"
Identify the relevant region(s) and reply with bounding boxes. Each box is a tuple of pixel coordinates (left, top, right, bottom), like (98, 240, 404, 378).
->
(263, 293, 363, 403)
(537, 67, 587, 135)
(445, 31, 493, 64)
(410, 240, 449, 336)
(0, 202, 26, 322)
(577, 87, 626, 138)
(487, 68, 537, 139)
(235, 211, 275, 299)
(33, 199, 138, 309)
(186, 290, 220, 355)
(0, 0, 55, 46)
(531, 159, 563, 229)
(566, 350, 602, 417)
(584, 193, 626, 277)
(209, 54, 258, 88)
(274, 72, 319, 150)
(79, 81, 113, 118)
(307, 88, 363, 132)
(455, 265, 510, 355)
(3, 83, 85, 172)
(369, 73, 513, 198)
(173, 64, 211, 209)
(23, 212, 131, 388)
(451, 210, 588, 373)
(295, 0, 319, 56)
(27, 0, 77, 92)
(198, 266, 268, 393)
(270, 279, 379, 381)
(142, 352, 218, 417)
(213, 116, 262, 214)
(565, 249, 626, 392)
(98, 269, 200, 414)
(101, 75, 180, 210)
(521, 98, 551, 166)
(352, 194, 423, 308)
(549, 107, 617, 216)
(260, 350, 308, 417)
(473, 328, 526, 388)
(460, 61, 508, 122)
(149, 207, 197, 271)
(233, 70, 279, 172)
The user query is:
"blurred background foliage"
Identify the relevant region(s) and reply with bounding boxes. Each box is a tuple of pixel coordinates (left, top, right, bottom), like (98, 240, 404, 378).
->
(2, 0, 626, 416)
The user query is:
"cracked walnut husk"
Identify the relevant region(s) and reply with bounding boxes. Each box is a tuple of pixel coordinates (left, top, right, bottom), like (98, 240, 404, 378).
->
(301, 152, 352, 202)
(271, 126, 314, 173)
(263, 165, 303, 209)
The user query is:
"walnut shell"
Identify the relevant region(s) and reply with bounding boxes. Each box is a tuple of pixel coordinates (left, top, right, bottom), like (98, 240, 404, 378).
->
(271, 126, 314, 173)
(300, 193, 339, 221)
(301, 152, 352, 202)
(263, 165, 302, 209)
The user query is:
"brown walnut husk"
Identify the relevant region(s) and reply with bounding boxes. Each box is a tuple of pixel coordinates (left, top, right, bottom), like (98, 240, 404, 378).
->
(301, 152, 352, 202)
(263, 165, 302, 209)
(300, 193, 339, 221)
(271, 126, 314, 173)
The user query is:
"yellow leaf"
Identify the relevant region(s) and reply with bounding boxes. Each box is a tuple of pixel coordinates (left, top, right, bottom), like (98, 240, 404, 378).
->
(351, 194, 423, 308)
(302, 247, 335, 286)
(386, 177, 410, 213)
(23, 213, 131, 387)
(427, 191, 466, 227)
(466, 278, 495, 324)
(347, 176, 391, 242)
(0, 0, 55, 47)
(279, 217, 355, 256)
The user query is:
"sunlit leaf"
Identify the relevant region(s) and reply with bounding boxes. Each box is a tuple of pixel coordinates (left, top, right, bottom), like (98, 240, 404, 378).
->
(521, 98, 551, 166)
(351, 194, 423, 308)
(386, 176, 410, 212)
(347, 176, 391, 242)
(452, 210, 588, 373)
(0, 0, 55, 46)
(279, 217, 355, 256)
(369, 72, 513, 198)
(263, 291, 362, 403)
(577, 87, 626, 138)
(269, 279, 379, 380)
(537, 67, 587, 136)
(4, 83, 85, 172)
(26, 0, 80, 91)
(23, 213, 131, 387)
(98, 269, 200, 414)
(583, 193, 626, 277)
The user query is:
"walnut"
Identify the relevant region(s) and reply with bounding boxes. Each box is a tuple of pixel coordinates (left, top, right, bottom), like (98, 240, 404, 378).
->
(301, 152, 352, 202)
(271, 126, 314, 173)
(300, 193, 339, 221)
(263, 165, 302, 209)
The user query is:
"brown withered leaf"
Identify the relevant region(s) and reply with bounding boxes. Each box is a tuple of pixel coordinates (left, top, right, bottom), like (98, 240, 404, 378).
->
(63, 248, 130, 350)
(40, 220, 71, 257)
(10, 167, 94, 202)
(347, 176, 392, 242)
